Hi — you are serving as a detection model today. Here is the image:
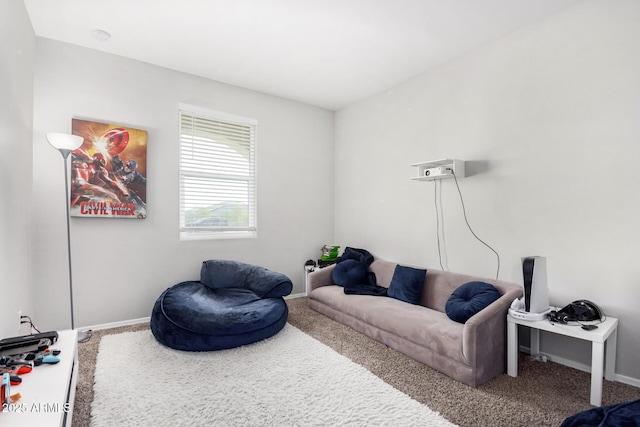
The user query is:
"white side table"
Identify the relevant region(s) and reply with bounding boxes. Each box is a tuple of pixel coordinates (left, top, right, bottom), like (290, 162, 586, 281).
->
(507, 314, 618, 406)
(305, 262, 335, 296)
(304, 265, 315, 296)
(2, 329, 78, 426)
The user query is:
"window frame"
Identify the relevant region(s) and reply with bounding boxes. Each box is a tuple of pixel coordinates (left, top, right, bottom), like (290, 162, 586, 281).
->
(178, 103, 258, 240)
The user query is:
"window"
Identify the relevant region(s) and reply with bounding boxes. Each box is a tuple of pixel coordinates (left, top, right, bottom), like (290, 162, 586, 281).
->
(179, 104, 257, 238)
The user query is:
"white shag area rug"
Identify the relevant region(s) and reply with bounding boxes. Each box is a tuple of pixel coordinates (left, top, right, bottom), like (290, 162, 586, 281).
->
(91, 324, 456, 426)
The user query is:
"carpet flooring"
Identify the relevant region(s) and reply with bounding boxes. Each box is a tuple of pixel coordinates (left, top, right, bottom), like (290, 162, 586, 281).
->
(72, 297, 640, 427)
(91, 325, 453, 426)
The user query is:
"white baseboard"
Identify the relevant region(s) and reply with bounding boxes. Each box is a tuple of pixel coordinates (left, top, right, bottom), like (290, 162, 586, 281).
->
(614, 372, 640, 388)
(83, 317, 150, 332)
(85, 295, 306, 331)
(520, 345, 640, 388)
(285, 293, 306, 299)
(85, 311, 640, 389)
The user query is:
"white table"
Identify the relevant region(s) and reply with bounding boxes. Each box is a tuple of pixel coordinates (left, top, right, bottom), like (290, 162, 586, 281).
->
(2, 329, 78, 426)
(507, 314, 618, 406)
(305, 263, 333, 295)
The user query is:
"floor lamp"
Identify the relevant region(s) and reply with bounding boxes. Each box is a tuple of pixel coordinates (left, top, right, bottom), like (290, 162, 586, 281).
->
(46, 133, 92, 343)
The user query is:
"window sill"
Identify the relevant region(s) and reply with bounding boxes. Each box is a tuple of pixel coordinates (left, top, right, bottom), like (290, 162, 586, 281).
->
(180, 230, 257, 241)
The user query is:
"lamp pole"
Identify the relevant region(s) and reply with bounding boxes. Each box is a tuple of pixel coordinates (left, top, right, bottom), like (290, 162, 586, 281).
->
(47, 133, 91, 343)
(58, 148, 76, 330)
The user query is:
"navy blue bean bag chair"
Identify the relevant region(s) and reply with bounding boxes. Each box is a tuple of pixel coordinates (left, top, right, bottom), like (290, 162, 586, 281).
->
(151, 259, 293, 351)
(560, 399, 640, 427)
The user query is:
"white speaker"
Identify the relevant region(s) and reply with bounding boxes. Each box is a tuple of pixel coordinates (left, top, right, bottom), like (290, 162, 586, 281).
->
(522, 256, 550, 314)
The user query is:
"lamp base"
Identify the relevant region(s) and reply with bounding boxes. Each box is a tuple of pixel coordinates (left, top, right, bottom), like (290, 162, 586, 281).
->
(77, 329, 92, 343)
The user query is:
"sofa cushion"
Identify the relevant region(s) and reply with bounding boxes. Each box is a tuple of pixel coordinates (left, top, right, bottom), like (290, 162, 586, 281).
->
(445, 281, 501, 323)
(309, 285, 466, 364)
(386, 265, 427, 304)
(332, 259, 368, 287)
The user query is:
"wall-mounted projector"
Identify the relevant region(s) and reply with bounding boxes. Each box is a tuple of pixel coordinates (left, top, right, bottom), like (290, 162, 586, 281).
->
(410, 159, 464, 181)
(424, 167, 453, 177)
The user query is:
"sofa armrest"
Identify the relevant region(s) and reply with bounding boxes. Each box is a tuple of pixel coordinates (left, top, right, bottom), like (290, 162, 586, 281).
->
(465, 288, 521, 329)
(307, 264, 336, 294)
(462, 287, 523, 383)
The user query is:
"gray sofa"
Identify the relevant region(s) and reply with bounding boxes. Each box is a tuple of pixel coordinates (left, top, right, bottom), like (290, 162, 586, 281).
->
(307, 259, 523, 387)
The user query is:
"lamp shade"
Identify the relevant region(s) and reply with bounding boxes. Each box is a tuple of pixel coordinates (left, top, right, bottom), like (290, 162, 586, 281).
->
(46, 132, 84, 151)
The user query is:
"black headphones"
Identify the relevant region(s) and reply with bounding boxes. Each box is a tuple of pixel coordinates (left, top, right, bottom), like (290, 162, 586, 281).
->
(548, 310, 571, 323)
(548, 300, 603, 324)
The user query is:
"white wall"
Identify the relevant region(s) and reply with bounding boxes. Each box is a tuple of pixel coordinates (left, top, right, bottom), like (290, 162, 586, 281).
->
(8, 0, 640, 385)
(0, 0, 35, 337)
(335, 0, 640, 381)
(32, 39, 334, 331)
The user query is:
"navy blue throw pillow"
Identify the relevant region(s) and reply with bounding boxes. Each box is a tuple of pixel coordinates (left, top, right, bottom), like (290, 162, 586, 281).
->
(386, 265, 427, 304)
(445, 281, 501, 324)
(332, 259, 368, 287)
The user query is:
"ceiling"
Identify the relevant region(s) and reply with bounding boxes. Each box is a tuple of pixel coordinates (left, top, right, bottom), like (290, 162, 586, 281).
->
(23, 0, 583, 111)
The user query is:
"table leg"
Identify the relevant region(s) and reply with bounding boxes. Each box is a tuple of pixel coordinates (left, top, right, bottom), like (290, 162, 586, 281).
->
(605, 328, 617, 381)
(591, 341, 604, 406)
(507, 320, 518, 377)
(530, 328, 540, 356)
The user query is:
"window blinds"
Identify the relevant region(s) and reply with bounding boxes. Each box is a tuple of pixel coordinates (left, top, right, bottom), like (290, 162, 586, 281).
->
(179, 107, 257, 233)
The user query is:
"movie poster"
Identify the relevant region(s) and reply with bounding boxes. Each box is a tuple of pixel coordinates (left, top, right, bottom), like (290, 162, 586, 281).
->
(70, 119, 147, 218)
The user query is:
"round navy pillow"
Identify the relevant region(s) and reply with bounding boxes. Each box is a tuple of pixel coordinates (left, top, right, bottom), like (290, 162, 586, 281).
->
(445, 281, 501, 324)
(331, 259, 368, 287)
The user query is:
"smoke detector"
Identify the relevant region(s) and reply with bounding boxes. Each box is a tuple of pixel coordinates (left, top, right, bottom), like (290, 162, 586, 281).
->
(92, 29, 111, 42)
